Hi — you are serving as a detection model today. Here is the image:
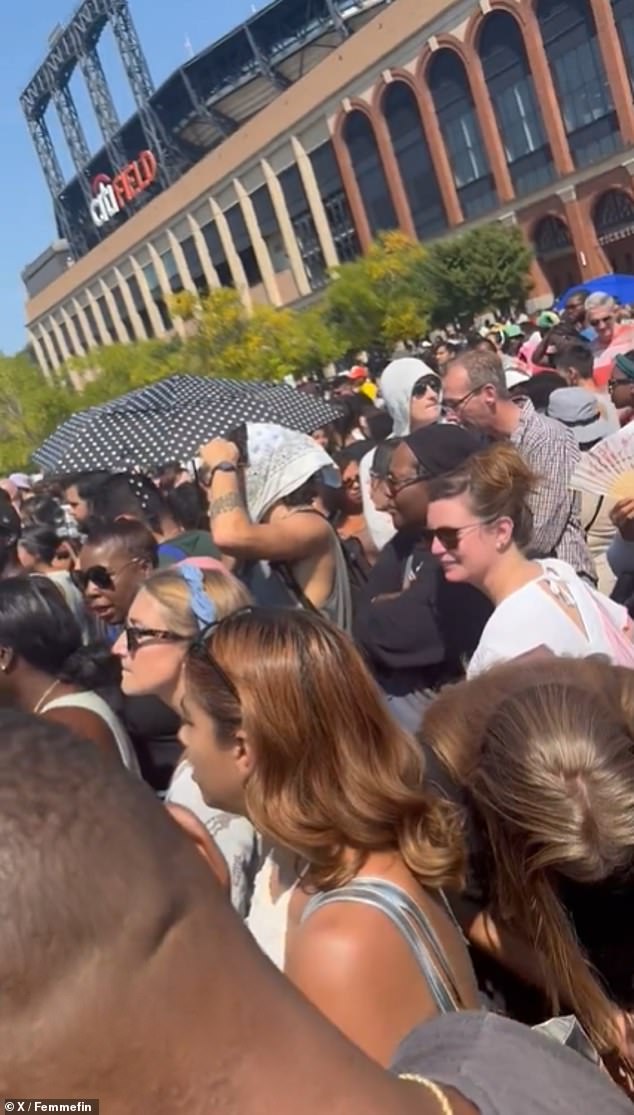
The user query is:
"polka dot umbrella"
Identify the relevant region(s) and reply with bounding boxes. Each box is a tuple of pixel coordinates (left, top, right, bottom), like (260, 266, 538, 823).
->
(34, 375, 343, 474)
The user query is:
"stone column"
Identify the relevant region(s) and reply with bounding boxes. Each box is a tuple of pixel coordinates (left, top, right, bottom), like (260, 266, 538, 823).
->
(71, 299, 97, 350)
(49, 316, 82, 390)
(85, 289, 112, 346)
(290, 137, 339, 269)
(209, 198, 252, 310)
(233, 178, 282, 305)
(187, 214, 220, 291)
(130, 257, 166, 338)
(98, 279, 129, 345)
(60, 306, 86, 359)
(28, 330, 53, 383)
(261, 157, 312, 295)
(167, 230, 197, 295)
(113, 268, 147, 341)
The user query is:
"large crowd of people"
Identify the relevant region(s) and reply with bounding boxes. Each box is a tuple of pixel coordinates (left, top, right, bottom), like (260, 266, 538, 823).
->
(4, 288, 634, 1112)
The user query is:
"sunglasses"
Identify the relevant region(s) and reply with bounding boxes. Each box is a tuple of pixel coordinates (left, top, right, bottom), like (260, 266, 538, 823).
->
(123, 625, 187, 654)
(72, 558, 139, 593)
(590, 315, 613, 327)
(187, 606, 257, 698)
(421, 522, 487, 550)
(411, 374, 442, 398)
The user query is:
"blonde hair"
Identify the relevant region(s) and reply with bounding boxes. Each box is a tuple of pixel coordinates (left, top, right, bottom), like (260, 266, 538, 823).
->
(422, 657, 634, 1054)
(186, 607, 464, 893)
(429, 443, 537, 550)
(142, 567, 252, 637)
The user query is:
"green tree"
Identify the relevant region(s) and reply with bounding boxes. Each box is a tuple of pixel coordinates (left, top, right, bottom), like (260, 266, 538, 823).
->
(0, 355, 75, 472)
(418, 224, 533, 326)
(322, 231, 430, 352)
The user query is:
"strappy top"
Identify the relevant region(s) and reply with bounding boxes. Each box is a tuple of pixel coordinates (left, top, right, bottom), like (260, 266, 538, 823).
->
(301, 877, 464, 1014)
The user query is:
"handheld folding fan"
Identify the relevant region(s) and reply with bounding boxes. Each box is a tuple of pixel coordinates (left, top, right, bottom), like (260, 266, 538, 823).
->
(570, 423, 634, 500)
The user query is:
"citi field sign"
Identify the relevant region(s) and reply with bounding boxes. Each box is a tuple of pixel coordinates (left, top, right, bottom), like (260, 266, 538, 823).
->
(90, 150, 157, 228)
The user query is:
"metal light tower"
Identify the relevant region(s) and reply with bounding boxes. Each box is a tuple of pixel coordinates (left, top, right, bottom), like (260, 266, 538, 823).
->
(20, 0, 185, 258)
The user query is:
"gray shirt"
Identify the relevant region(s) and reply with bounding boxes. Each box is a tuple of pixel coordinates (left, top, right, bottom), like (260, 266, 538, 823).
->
(391, 1012, 630, 1114)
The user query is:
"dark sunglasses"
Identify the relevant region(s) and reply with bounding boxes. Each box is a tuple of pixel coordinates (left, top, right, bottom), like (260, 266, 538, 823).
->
(123, 625, 187, 654)
(421, 522, 486, 551)
(411, 374, 442, 398)
(72, 558, 139, 593)
(590, 315, 613, 327)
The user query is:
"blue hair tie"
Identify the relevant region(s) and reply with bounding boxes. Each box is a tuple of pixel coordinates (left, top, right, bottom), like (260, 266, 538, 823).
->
(178, 565, 217, 631)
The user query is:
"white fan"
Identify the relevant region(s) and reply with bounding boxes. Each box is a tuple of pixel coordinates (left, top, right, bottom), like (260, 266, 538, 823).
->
(570, 423, 634, 499)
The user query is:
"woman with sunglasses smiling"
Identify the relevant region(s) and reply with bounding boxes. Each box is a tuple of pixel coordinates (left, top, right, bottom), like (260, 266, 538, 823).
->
(426, 443, 632, 677)
(112, 562, 256, 913)
(179, 606, 479, 1065)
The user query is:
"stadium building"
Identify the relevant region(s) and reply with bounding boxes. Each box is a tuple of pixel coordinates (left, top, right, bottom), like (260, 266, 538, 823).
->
(21, 0, 634, 382)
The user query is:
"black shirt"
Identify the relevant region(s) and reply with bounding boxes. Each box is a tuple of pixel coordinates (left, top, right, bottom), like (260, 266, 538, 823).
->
(354, 530, 491, 697)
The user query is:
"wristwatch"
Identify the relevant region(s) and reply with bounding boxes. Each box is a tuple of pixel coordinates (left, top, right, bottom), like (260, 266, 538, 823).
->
(208, 461, 238, 482)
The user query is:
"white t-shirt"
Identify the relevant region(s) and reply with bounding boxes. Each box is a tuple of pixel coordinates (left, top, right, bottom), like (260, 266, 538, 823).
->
(467, 559, 629, 678)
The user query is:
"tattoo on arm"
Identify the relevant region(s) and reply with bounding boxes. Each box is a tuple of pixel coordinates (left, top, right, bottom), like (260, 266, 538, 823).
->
(209, 492, 243, 520)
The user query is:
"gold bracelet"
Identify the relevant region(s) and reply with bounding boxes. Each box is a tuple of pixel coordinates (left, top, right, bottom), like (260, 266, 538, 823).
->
(399, 1073, 454, 1115)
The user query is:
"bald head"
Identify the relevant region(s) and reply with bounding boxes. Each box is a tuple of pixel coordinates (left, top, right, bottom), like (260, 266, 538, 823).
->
(0, 711, 263, 1106)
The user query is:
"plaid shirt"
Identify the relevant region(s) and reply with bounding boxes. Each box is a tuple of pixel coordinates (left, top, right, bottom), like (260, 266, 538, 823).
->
(510, 399, 596, 582)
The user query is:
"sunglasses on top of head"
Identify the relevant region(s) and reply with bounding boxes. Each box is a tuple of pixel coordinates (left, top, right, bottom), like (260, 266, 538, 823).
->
(187, 605, 258, 699)
(411, 374, 442, 399)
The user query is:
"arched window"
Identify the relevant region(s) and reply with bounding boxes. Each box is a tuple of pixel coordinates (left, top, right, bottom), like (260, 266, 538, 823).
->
(533, 214, 573, 259)
(381, 81, 447, 239)
(427, 50, 497, 220)
(593, 190, 634, 246)
(341, 111, 397, 237)
(478, 12, 554, 197)
(537, 0, 620, 168)
(612, 0, 634, 93)
(533, 214, 580, 295)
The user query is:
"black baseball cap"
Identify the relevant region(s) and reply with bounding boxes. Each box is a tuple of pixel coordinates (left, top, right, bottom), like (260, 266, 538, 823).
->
(404, 424, 482, 479)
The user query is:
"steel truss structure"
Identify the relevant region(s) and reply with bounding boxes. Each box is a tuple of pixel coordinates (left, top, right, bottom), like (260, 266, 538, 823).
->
(21, 0, 388, 261)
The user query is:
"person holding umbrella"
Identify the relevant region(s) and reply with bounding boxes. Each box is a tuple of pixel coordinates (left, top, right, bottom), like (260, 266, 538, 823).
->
(200, 424, 352, 632)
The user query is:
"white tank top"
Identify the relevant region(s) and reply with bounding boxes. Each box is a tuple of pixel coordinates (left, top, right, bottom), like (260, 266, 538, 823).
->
(41, 691, 140, 775)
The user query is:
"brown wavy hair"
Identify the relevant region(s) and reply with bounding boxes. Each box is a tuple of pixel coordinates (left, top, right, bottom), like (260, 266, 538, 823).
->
(185, 607, 464, 892)
(428, 442, 538, 550)
(422, 656, 634, 1054)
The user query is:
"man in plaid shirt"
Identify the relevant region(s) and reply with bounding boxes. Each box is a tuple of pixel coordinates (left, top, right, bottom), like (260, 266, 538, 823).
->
(441, 348, 596, 583)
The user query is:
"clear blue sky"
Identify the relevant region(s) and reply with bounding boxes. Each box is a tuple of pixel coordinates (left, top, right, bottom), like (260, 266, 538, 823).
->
(0, 0, 258, 355)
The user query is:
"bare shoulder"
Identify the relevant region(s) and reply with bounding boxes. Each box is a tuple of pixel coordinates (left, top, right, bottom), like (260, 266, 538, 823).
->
(42, 705, 119, 759)
(287, 898, 417, 986)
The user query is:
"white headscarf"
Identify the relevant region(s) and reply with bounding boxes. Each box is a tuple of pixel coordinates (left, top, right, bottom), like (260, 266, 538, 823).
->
(379, 357, 436, 436)
(245, 423, 339, 523)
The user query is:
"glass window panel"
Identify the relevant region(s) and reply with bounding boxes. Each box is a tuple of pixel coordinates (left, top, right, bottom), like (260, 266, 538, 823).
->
(49, 329, 63, 363)
(613, 0, 634, 93)
(382, 82, 447, 239)
(96, 295, 117, 342)
(479, 11, 554, 196)
(70, 313, 87, 351)
(427, 50, 497, 219)
(226, 206, 262, 286)
(537, 0, 620, 168)
(310, 141, 360, 263)
(342, 111, 398, 236)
